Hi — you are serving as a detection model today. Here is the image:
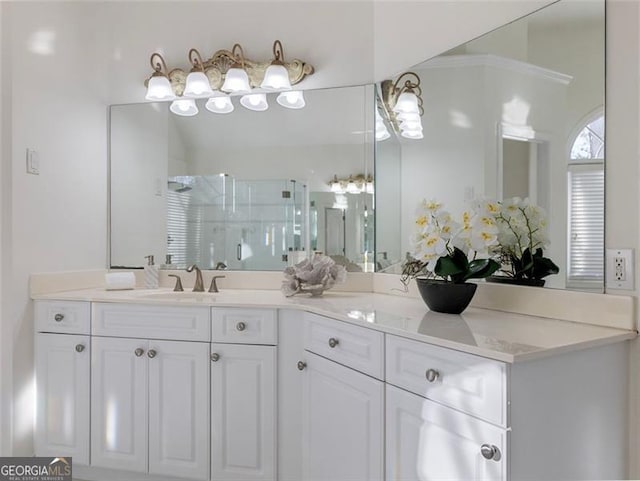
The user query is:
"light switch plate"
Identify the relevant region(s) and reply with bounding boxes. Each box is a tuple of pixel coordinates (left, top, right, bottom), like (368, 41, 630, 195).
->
(606, 248, 634, 290)
(26, 148, 39, 175)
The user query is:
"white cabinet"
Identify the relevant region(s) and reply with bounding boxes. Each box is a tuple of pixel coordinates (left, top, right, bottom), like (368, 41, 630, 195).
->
(35, 333, 90, 464)
(386, 384, 507, 481)
(302, 352, 383, 481)
(91, 336, 210, 480)
(210, 343, 277, 481)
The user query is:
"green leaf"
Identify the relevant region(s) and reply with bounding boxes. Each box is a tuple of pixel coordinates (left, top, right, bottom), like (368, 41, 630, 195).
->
(434, 248, 469, 282)
(464, 258, 501, 280)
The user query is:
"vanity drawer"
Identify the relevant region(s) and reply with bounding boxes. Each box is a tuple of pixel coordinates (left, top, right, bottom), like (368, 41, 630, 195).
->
(211, 308, 277, 345)
(92, 303, 210, 341)
(35, 300, 91, 335)
(386, 335, 508, 426)
(304, 312, 384, 380)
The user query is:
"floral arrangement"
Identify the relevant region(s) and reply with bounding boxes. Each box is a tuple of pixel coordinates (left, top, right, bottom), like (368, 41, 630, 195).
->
(487, 197, 559, 281)
(401, 199, 501, 286)
(282, 254, 347, 297)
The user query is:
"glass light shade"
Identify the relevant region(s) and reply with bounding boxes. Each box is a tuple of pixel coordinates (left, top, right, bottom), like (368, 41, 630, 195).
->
(221, 67, 251, 94)
(183, 71, 214, 98)
(376, 127, 391, 141)
(261, 64, 292, 91)
(400, 119, 423, 131)
(401, 129, 424, 140)
(240, 93, 269, 112)
(393, 91, 420, 114)
(205, 95, 234, 114)
(365, 181, 374, 194)
(396, 111, 421, 123)
(346, 180, 360, 194)
(169, 99, 198, 116)
(145, 75, 175, 101)
(330, 181, 344, 193)
(277, 90, 305, 109)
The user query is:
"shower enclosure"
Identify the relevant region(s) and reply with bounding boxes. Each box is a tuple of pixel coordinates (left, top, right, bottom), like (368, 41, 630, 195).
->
(167, 175, 306, 271)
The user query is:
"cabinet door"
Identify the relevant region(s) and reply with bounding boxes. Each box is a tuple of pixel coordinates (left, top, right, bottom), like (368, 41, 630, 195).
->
(211, 343, 277, 481)
(91, 337, 148, 472)
(148, 340, 210, 480)
(303, 352, 383, 481)
(386, 384, 507, 481)
(35, 333, 90, 464)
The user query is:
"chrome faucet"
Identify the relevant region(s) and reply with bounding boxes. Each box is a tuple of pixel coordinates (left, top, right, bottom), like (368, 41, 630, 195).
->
(186, 264, 204, 292)
(215, 261, 227, 270)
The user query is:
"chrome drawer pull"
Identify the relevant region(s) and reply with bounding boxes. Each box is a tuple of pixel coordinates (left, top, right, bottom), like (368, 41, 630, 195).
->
(425, 369, 440, 383)
(75, 344, 85, 353)
(480, 444, 501, 461)
(297, 361, 307, 371)
(147, 349, 157, 359)
(134, 348, 145, 357)
(210, 353, 220, 362)
(54, 313, 64, 322)
(328, 338, 339, 348)
(236, 321, 246, 332)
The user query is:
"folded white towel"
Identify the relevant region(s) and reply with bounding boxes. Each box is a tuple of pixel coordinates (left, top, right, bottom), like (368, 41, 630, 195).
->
(105, 272, 136, 290)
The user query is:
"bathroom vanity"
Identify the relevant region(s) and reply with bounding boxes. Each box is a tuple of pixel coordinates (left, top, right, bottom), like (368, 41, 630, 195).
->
(33, 288, 634, 481)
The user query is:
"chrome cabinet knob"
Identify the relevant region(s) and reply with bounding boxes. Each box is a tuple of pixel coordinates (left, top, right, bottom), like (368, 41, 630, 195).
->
(328, 338, 339, 348)
(425, 369, 440, 383)
(236, 322, 246, 332)
(147, 349, 157, 359)
(54, 313, 64, 322)
(134, 348, 145, 357)
(210, 353, 220, 362)
(297, 361, 307, 371)
(480, 444, 501, 461)
(75, 344, 85, 353)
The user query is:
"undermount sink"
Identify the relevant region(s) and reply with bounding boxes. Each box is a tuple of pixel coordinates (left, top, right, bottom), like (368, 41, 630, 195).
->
(137, 291, 217, 302)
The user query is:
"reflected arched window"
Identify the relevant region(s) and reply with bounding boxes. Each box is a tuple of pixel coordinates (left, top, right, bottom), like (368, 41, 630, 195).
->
(567, 114, 604, 288)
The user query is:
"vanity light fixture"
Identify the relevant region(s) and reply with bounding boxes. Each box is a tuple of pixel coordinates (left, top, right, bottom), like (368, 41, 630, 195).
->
(380, 71, 424, 140)
(144, 40, 313, 116)
(261, 40, 292, 91)
(277, 90, 306, 109)
(170, 98, 198, 116)
(184, 49, 214, 98)
(221, 44, 252, 94)
(329, 174, 374, 194)
(240, 93, 269, 111)
(375, 109, 391, 141)
(145, 53, 176, 101)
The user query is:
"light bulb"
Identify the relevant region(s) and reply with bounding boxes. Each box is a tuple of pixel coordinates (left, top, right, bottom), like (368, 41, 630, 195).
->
(146, 75, 175, 101)
(346, 179, 360, 194)
(277, 90, 305, 109)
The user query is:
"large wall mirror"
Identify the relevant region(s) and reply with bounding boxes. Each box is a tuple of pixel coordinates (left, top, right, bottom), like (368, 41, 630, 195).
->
(375, 0, 605, 292)
(110, 85, 375, 271)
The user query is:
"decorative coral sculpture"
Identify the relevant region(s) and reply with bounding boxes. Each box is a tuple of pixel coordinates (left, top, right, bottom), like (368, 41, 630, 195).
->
(281, 254, 347, 297)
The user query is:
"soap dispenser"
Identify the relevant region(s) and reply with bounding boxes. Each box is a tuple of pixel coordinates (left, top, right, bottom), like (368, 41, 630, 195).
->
(144, 255, 159, 289)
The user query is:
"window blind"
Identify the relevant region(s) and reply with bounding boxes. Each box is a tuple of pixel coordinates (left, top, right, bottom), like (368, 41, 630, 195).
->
(567, 163, 604, 283)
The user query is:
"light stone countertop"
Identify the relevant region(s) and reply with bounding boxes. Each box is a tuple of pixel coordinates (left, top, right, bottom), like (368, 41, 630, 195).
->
(32, 287, 637, 364)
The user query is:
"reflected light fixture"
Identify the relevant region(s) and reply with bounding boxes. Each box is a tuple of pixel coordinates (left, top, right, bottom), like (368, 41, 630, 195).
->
(205, 93, 234, 114)
(145, 53, 176, 101)
(381, 71, 424, 140)
(221, 44, 251, 94)
(277, 90, 305, 109)
(170, 98, 198, 116)
(329, 174, 373, 194)
(261, 40, 292, 91)
(184, 49, 214, 98)
(375, 109, 390, 141)
(240, 93, 269, 111)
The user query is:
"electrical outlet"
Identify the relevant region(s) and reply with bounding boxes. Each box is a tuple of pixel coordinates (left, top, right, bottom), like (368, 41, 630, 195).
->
(606, 249, 634, 290)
